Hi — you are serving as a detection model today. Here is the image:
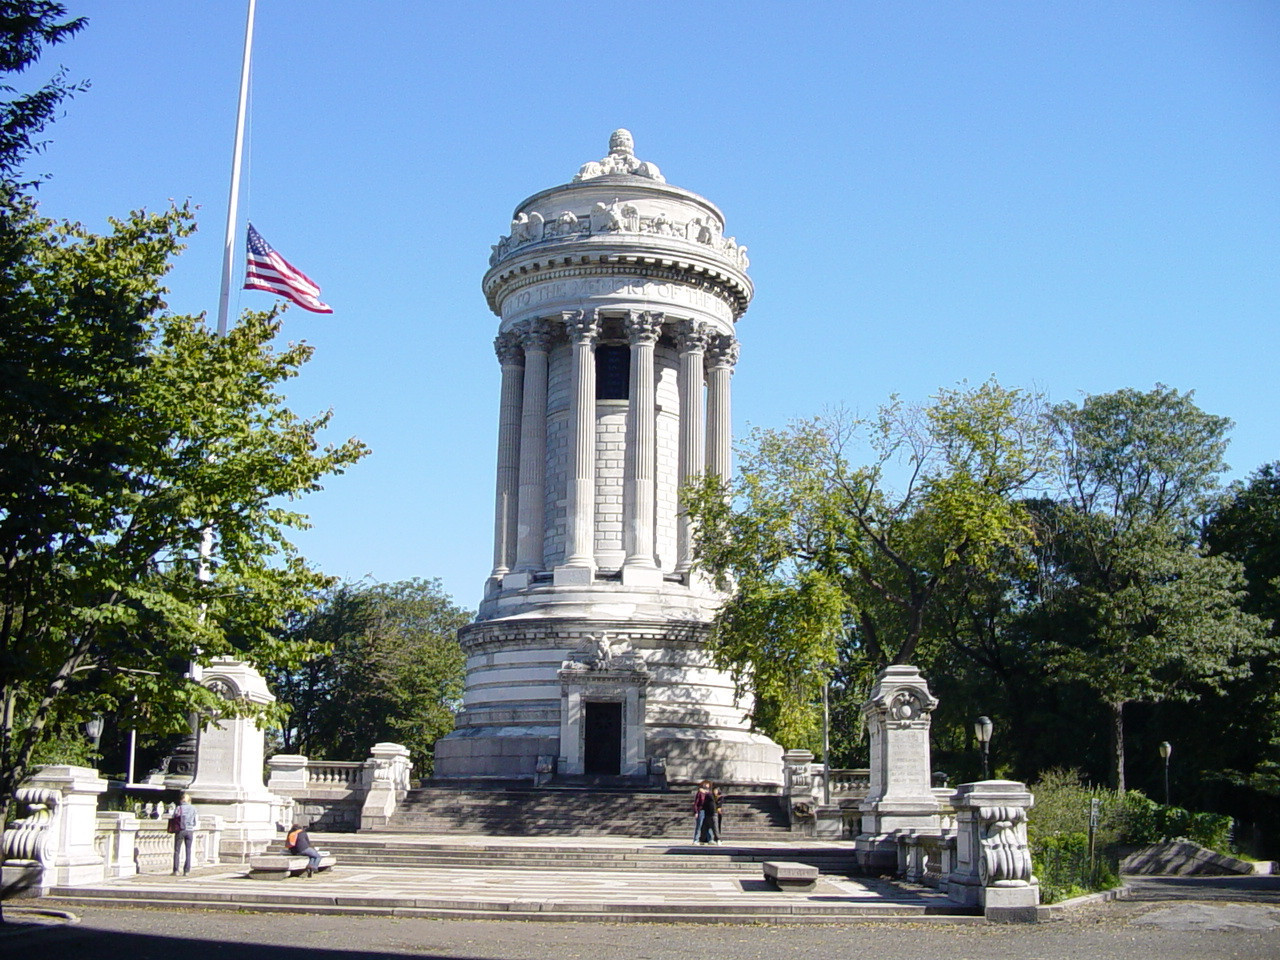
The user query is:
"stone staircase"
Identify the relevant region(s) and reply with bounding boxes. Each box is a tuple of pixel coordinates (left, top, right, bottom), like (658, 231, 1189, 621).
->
(273, 836, 860, 875)
(374, 785, 793, 841)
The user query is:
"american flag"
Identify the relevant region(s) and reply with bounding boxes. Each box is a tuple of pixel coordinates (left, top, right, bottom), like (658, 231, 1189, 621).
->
(243, 223, 333, 313)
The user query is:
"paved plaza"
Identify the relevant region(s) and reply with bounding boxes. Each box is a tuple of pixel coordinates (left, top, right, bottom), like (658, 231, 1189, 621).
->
(5, 880, 1280, 960)
(31, 833, 960, 923)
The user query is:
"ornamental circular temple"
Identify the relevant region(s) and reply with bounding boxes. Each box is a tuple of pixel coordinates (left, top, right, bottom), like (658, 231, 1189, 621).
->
(433, 131, 783, 789)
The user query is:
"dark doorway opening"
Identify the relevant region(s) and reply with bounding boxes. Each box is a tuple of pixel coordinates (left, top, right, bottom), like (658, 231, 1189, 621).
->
(583, 701, 623, 775)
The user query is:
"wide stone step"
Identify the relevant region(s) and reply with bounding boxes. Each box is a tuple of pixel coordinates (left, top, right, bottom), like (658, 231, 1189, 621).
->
(284, 839, 860, 874)
(375, 788, 791, 839)
(46, 885, 966, 922)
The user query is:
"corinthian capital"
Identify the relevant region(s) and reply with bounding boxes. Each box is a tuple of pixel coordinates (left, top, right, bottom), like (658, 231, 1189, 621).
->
(624, 310, 664, 346)
(562, 309, 599, 345)
(705, 335, 740, 370)
(514, 318, 554, 352)
(494, 330, 525, 366)
(675, 320, 710, 353)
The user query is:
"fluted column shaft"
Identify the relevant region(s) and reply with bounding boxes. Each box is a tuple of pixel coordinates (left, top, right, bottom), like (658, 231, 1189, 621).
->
(490, 332, 525, 578)
(676, 321, 709, 572)
(705, 335, 739, 481)
(623, 311, 664, 570)
(513, 319, 552, 573)
(562, 310, 599, 569)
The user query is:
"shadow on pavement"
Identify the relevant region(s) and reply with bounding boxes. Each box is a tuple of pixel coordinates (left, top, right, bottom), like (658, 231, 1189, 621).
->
(1124, 875, 1280, 904)
(3, 924, 485, 960)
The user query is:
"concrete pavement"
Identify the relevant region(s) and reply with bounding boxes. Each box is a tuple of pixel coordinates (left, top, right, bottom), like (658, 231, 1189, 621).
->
(36, 832, 965, 923)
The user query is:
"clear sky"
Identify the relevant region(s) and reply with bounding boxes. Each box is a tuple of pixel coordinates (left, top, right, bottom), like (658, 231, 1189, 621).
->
(22, 0, 1280, 610)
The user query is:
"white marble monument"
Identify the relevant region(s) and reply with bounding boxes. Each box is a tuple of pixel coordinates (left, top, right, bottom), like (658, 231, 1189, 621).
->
(433, 130, 782, 789)
(856, 665, 943, 869)
(187, 658, 283, 857)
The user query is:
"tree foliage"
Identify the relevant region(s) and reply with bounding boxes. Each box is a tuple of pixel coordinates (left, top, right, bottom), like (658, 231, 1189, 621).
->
(1202, 464, 1280, 799)
(0, 1, 85, 184)
(267, 579, 470, 774)
(1034, 386, 1271, 789)
(0, 5, 368, 822)
(686, 379, 1053, 747)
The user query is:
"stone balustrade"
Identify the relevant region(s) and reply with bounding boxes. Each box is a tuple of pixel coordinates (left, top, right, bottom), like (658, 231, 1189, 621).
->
(265, 743, 412, 831)
(1, 765, 228, 895)
(897, 831, 957, 886)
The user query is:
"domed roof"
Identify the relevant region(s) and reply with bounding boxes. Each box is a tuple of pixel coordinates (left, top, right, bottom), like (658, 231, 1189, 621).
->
(483, 130, 753, 323)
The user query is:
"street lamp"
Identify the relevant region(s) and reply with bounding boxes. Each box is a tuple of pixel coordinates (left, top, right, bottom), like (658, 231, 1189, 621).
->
(974, 716, 994, 780)
(1159, 741, 1172, 806)
(84, 715, 104, 752)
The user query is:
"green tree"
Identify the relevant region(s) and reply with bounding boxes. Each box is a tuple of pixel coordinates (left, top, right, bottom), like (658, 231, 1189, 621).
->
(1036, 386, 1271, 789)
(686, 380, 1052, 747)
(1203, 463, 1280, 799)
(268, 579, 470, 774)
(0, 1, 85, 184)
(0, 2, 366, 834)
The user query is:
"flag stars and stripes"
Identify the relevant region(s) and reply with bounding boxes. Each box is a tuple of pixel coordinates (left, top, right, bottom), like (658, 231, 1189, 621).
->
(243, 223, 333, 313)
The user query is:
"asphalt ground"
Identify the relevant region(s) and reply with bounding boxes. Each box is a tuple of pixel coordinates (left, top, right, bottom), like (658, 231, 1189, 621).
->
(2, 876, 1279, 960)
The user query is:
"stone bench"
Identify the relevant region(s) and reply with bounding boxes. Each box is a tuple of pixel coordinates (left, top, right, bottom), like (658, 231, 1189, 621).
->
(247, 853, 336, 880)
(763, 860, 819, 892)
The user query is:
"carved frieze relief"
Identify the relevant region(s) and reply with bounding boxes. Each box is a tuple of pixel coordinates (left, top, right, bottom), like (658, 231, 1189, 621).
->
(489, 201, 748, 271)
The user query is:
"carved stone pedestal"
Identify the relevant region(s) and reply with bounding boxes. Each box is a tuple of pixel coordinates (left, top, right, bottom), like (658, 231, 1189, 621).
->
(187, 658, 284, 860)
(855, 665, 941, 871)
(946, 780, 1040, 922)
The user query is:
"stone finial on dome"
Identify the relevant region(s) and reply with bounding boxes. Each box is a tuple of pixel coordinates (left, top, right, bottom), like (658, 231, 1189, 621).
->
(609, 128, 635, 157)
(573, 129, 665, 183)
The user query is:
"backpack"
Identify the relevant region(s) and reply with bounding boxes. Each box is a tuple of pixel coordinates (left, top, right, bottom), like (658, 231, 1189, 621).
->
(286, 828, 303, 850)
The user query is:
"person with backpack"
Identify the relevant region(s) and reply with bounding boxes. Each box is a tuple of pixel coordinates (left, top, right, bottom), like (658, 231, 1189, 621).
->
(170, 792, 199, 876)
(286, 823, 323, 876)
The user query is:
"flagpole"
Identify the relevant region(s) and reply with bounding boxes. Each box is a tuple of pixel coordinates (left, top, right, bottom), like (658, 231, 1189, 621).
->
(215, 0, 257, 337)
(176, 0, 258, 788)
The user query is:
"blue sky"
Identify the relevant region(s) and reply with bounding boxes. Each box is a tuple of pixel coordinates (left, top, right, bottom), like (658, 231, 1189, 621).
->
(24, 1, 1280, 609)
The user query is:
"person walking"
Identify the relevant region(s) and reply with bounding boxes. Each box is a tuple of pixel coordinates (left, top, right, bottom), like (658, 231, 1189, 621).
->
(286, 823, 324, 877)
(171, 792, 199, 876)
(693, 781, 719, 844)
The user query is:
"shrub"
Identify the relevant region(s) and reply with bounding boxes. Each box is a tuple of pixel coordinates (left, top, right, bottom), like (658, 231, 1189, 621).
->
(1032, 832, 1119, 904)
(1116, 792, 1234, 853)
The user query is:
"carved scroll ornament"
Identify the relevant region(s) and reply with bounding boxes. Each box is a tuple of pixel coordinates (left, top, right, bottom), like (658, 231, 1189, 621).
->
(977, 805, 1034, 884)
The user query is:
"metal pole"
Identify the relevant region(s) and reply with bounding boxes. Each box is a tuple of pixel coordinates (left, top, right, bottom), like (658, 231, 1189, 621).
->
(127, 726, 137, 786)
(1164, 755, 1171, 806)
(215, 0, 257, 336)
(822, 679, 830, 806)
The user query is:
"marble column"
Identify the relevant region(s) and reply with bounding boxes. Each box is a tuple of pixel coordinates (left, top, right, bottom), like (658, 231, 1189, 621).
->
(705, 335, 739, 480)
(622, 311, 664, 585)
(513, 318, 552, 575)
(675, 321, 709, 573)
(556, 310, 599, 584)
(490, 331, 524, 581)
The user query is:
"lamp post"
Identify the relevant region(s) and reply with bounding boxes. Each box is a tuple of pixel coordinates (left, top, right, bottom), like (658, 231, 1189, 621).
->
(974, 715, 993, 780)
(1159, 740, 1172, 806)
(84, 715, 104, 753)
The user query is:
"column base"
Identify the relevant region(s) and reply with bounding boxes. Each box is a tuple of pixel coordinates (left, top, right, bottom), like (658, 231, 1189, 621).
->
(621, 564, 663, 587)
(553, 564, 595, 586)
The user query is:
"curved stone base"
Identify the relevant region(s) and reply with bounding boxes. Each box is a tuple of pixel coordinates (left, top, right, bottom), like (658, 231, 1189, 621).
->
(433, 613, 782, 789)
